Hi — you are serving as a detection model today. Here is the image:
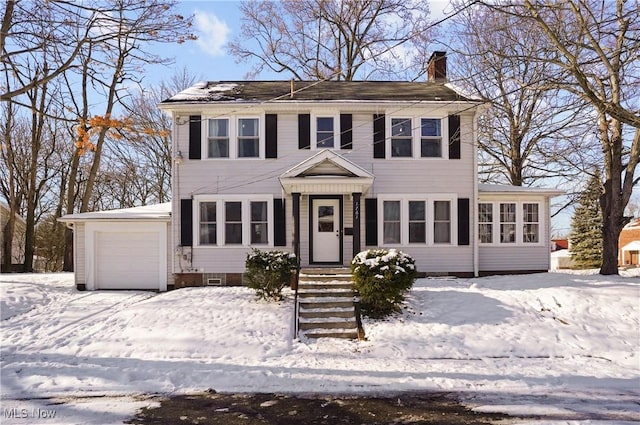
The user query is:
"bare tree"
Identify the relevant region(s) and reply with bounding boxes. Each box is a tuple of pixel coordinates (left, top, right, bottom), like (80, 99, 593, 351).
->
(483, 0, 640, 275)
(228, 0, 433, 80)
(451, 5, 595, 188)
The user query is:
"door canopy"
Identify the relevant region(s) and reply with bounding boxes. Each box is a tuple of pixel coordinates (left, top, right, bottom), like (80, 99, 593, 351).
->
(279, 149, 374, 195)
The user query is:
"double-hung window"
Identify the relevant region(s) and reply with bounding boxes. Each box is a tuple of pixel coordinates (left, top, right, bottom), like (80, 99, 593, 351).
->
(238, 118, 259, 158)
(500, 203, 516, 243)
(391, 118, 413, 157)
(433, 201, 451, 243)
(479, 201, 542, 245)
(195, 196, 273, 246)
(478, 203, 493, 243)
(408, 201, 426, 243)
(379, 196, 455, 245)
(205, 117, 261, 159)
(523, 203, 539, 243)
(199, 202, 217, 245)
(388, 116, 445, 158)
(383, 201, 401, 244)
(316, 117, 335, 148)
(251, 201, 268, 244)
(225, 202, 243, 244)
(207, 119, 229, 158)
(421, 118, 442, 157)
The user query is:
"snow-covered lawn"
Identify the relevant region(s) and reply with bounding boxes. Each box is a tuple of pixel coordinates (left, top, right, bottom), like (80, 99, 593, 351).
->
(1, 270, 639, 424)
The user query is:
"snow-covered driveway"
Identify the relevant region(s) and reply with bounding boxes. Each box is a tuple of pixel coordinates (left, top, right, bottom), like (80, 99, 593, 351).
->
(1, 271, 639, 424)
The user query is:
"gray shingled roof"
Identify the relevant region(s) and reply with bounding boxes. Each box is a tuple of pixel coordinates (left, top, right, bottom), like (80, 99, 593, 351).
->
(161, 80, 478, 104)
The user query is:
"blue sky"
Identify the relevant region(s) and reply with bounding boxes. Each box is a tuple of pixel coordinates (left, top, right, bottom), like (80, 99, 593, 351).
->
(144, 0, 452, 85)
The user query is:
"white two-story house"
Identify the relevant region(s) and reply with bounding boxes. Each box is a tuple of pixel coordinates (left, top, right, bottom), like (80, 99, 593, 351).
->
(157, 52, 562, 289)
(60, 52, 561, 291)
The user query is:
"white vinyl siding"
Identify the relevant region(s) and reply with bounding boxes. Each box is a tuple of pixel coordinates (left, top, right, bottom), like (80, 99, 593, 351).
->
(174, 109, 477, 273)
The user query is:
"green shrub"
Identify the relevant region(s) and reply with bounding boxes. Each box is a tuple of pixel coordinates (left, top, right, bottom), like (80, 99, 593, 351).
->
(351, 249, 417, 318)
(245, 249, 298, 301)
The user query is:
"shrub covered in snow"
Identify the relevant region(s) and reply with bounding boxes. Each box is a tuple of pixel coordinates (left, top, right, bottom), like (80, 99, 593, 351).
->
(350, 249, 417, 318)
(245, 249, 298, 301)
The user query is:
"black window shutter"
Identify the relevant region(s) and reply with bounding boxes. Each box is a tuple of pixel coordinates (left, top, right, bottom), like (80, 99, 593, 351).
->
(365, 198, 378, 246)
(180, 199, 193, 246)
(298, 114, 311, 149)
(274, 198, 286, 246)
(340, 114, 353, 149)
(457, 198, 470, 246)
(448, 114, 461, 159)
(189, 115, 201, 160)
(373, 114, 385, 158)
(265, 114, 278, 158)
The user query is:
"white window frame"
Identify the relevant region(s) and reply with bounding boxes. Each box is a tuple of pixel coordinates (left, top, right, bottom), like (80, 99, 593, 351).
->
(206, 118, 230, 159)
(194, 195, 274, 247)
(386, 115, 448, 159)
(377, 194, 457, 246)
(311, 113, 339, 150)
(202, 115, 264, 159)
(478, 200, 544, 246)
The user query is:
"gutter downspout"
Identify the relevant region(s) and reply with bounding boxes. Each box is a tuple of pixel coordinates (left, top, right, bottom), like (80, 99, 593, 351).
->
(473, 111, 480, 278)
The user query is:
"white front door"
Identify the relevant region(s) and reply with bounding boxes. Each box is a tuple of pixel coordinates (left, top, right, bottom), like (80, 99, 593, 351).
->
(312, 198, 341, 263)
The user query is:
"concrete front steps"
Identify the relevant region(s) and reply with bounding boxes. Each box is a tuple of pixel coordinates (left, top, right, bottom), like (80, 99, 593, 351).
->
(297, 268, 360, 339)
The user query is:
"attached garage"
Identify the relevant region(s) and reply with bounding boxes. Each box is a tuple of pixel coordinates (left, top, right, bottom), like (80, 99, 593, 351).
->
(59, 203, 171, 291)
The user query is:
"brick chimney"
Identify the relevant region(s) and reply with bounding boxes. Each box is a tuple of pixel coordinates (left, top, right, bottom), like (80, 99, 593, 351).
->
(427, 51, 447, 82)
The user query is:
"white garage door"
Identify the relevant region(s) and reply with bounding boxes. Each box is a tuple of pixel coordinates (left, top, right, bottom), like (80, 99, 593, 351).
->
(95, 231, 162, 290)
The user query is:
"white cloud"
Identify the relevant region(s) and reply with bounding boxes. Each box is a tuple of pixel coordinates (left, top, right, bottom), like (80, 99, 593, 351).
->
(194, 11, 230, 56)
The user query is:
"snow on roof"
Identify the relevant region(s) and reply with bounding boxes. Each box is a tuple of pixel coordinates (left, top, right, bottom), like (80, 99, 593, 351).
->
(621, 240, 640, 251)
(58, 203, 171, 222)
(167, 81, 240, 102)
(478, 183, 564, 196)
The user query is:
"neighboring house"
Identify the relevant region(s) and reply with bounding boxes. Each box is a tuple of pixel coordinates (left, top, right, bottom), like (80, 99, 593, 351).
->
(0, 203, 26, 272)
(60, 52, 562, 291)
(619, 218, 640, 266)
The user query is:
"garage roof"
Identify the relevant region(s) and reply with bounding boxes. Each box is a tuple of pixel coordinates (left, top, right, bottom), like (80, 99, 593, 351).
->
(58, 203, 171, 222)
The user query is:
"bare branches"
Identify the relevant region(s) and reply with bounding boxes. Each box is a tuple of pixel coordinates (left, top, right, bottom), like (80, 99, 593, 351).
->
(228, 0, 432, 81)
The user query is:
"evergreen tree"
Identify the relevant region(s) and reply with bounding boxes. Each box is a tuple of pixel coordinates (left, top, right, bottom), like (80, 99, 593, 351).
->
(570, 172, 604, 269)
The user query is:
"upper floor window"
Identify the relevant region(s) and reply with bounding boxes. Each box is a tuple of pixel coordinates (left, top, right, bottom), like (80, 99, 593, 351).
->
(205, 117, 262, 159)
(391, 118, 413, 157)
(421, 118, 442, 157)
(207, 119, 229, 158)
(387, 116, 445, 159)
(316, 117, 335, 148)
(238, 118, 259, 158)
